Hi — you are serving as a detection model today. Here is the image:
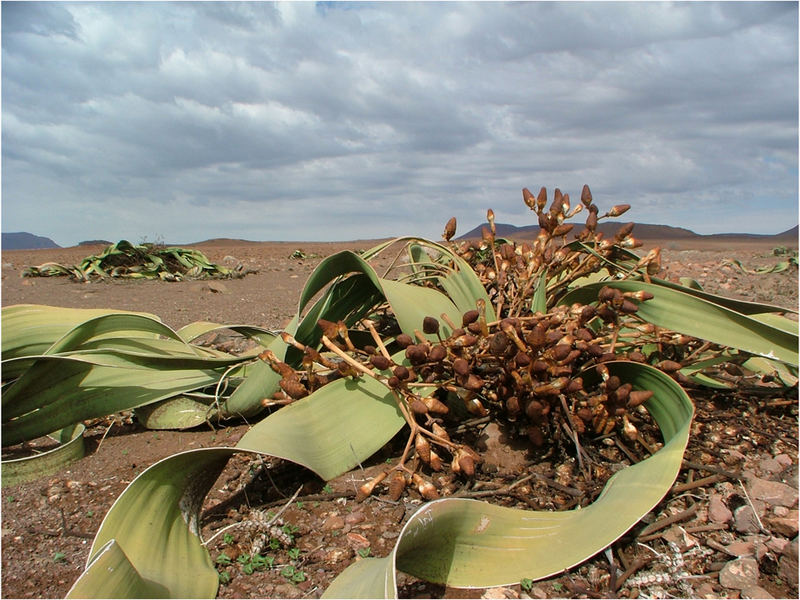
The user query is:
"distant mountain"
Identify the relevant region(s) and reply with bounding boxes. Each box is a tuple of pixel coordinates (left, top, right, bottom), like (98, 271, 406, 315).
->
(457, 221, 795, 241)
(771, 225, 798, 241)
(458, 221, 696, 240)
(78, 239, 112, 246)
(2, 232, 61, 250)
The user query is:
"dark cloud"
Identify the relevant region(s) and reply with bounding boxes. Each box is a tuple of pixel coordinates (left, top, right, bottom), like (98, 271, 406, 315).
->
(2, 1, 796, 246)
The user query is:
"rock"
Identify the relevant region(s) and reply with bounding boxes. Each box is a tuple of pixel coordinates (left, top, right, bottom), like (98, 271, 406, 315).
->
(775, 454, 792, 468)
(740, 584, 774, 599)
(324, 547, 353, 563)
(345, 532, 370, 550)
(766, 536, 790, 555)
(764, 512, 799, 538)
(723, 450, 747, 467)
(758, 457, 785, 476)
(746, 477, 798, 508)
(719, 557, 760, 590)
(709, 493, 733, 523)
(525, 585, 549, 599)
(778, 536, 798, 588)
(782, 464, 799, 490)
(321, 515, 345, 531)
(695, 582, 719, 598)
(725, 540, 755, 557)
(662, 525, 698, 549)
(481, 587, 520, 599)
(344, 510, 366, 525)
(272, 583, 302, 598)
(774, 506, 790, 517)
(734, 505, 762, 534)
(208, 281, 229, 294)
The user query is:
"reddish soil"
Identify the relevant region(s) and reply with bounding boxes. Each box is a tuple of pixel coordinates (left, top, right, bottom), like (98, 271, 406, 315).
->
(1, 236, 797, 599)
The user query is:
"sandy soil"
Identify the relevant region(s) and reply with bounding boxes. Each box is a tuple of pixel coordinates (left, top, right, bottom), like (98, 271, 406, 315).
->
(1, 236, 797, 599)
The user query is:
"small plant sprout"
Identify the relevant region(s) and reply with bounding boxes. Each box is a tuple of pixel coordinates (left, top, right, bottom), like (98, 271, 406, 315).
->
(520, 578, 533, 592)
(53, 552, 67, 563)
(288, 547, 301, 560)
(280, 564, 307, 583)
(222, 532, 234, 545)
(322, 483, 333, 494)
(357, 547, 372, 558)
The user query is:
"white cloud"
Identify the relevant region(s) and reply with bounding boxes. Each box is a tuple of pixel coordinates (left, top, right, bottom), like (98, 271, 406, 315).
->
(2, 1, 797, 247)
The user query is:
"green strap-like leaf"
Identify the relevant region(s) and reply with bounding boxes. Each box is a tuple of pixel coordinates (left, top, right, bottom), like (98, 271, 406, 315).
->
(1, 424, 86, 487)
(176, 321, 277, 349)
(44, 313, 192, 355)
(67, 540, 168, 598)
(648, 276, 798, 315)
(221, 319, 297, 418)
(295, 250, 463, 342)
(237, 374, 406, 481)
(294, 273, 386, 350)
(531, 269, 548, 314)
(1, 351, 244, 445)
(406, 241, 496, 321)
(1, 304, 159, 361)
(67, 448, 233, 599)
(133, 396, 216, 430)
(723, 258, 797, 275)
(560, 280, 798, 366)
(323, 361, 694, 597)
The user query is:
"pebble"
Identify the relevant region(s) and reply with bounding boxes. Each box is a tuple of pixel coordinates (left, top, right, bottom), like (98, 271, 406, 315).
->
(321, 515, 344, 531)
(695, 582, 718, 598)
(324, 547, 353, 563)
(345, 532, 370, 549)
(525, 585, 549, 599)
(734, 505, 762, 534)
(764, 512, 799, 538)
(725, 540, 755, 557)
(723, 449, 747, 464)
(203, 281, 229, 294)
(773, 506, 790, 517)
(272, 583, 302, 598)
(718, 557, 760, 589)
(740, 584, 775, 599)
(708, 493, 733, 523)
(481, 587, 520, 599)
(766, 536, 790, 555)
(746, 477, 798, 508)
(758, 457, 785, 476)
(345, 511, 366, 525)
(778, 536, 798, 587)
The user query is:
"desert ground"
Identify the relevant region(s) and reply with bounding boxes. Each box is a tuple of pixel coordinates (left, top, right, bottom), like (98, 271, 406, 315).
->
(1, 235, 798, 599)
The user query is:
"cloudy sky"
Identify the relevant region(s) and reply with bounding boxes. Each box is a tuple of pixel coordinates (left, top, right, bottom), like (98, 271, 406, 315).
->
(2, 1, 797, 247)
